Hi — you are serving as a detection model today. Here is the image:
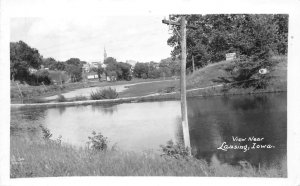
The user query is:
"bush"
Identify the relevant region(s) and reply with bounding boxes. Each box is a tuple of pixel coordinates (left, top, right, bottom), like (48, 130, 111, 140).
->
(160, 140, 190, 159)
(90, 87, 118, 100)
(87, 131, 108, 151)
(40, 125, 52, 140)
(73, 95, 88, 101)
(56, 95, 67, 102)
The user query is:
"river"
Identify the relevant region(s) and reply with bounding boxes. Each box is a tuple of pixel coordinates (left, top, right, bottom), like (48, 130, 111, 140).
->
(11, 93, 287, 169)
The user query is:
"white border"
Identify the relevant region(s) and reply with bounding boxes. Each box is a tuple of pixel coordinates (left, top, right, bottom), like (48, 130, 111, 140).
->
(1, 0, 300, 186)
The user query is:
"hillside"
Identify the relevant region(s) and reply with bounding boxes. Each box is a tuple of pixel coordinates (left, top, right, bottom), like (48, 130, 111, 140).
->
(185, 55, 287, 92)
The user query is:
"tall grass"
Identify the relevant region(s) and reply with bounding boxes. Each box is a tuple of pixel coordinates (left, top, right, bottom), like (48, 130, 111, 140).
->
(10, 135, 287, 178)
(90, 87, 118, 100)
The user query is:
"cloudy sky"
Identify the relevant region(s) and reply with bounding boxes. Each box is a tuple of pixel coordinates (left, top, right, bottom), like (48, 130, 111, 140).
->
(10, 16, 172, 63)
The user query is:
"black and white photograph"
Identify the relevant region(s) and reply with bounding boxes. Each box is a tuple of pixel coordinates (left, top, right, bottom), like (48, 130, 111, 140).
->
(1, 0, 300, 186)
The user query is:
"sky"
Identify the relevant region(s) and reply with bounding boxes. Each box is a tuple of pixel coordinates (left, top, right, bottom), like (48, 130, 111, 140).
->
(10, 16, 173, 63)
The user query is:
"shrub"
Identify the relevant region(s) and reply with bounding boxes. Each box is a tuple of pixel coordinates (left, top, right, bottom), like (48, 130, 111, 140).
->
(87, 131, 108, 151)
(56, 94, 67, 102)
(40, 125, 52, 140)
(73, 95, 88, 101)
(160, 140, 190, 159)
(90, 87, 118, 100)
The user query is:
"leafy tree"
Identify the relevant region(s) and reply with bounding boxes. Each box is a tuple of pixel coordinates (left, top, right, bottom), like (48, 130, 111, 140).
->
(42, 57, 57, 69)
(65, 58, 81, 66)
(167, 14, 288, 88)
(91, 65, 105, 81)
(224, 15, 281, 89)
(51, 61, 66, 71)
(10, 41, 42, 83)
(65, 58, 83, 82)
(159, 58, 180, 76)
(117, 62, 132, 80)
(133, 62, 149, 78)
(104, 57, 117, 64)
(103, 57, 132, 81)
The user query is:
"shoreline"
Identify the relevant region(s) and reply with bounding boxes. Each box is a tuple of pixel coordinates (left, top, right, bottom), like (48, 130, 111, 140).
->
(11, 88, 286, 109)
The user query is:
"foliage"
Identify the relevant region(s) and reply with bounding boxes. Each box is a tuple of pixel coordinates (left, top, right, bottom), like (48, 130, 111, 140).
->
(159, 57, 181, 77)
(33, 70, 52, 85)
(87, 131, 108, 151)
(133, 58, 180, 79)
(40, 125, 53, 140)
(10, 41, 42, 84)
(116, 62, 132, 80)
(160, 140, 190, 159)
(42, 57, 66, 71)
(168, 14, 288, 66)
(91, 65, 105, 81)
(56, 95, 67, 102)
(133, 62, 149, 78)
(167, 14, 288, 88)
(104, 57, 132, 81)
(90, 87, 119, 100)
(65, 64, 82, 82)
(73, 95, 88, 101)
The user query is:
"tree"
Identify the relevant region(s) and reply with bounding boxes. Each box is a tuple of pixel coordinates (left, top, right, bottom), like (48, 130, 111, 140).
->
(133, 62, 149, 78)
(51, 62, 66, 71)
(65, 58, 83, 82)
(42, 57, 57, 69)
(104, 57, 117, 64)
(167, 14, 288, 88)
(159, 58, 181, 76)
(224, 15, 281, 89)
(10, 41, 42, 83)
(65, 58, 81, 66)
(91, 65, 105, 81)
(117, 62, 132, 80)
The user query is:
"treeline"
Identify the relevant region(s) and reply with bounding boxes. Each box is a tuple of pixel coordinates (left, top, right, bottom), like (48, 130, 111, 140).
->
(168, 14, 288, 88)
(133, 58, 180, 79)
(168, 14, 288, 67)
(10, 40, 181, 85)
(10, 41, 87, 85)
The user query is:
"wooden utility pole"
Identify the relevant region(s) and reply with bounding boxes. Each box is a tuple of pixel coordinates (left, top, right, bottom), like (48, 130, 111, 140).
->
(180, 16, 191, 154)
(192, 55, 195, 72)
(162, 16, 195, 155)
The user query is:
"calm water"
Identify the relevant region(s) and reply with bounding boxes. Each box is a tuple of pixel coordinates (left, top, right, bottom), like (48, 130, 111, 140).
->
(11, 93, 287, 168)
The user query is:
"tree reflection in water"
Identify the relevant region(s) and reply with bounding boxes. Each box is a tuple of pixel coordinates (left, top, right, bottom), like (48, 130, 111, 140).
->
(186, 93, 286, 169)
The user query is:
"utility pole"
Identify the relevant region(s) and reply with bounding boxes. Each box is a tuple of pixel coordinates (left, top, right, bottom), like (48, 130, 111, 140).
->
(162, 16, 196, 155)
(192, 55, 195, 72)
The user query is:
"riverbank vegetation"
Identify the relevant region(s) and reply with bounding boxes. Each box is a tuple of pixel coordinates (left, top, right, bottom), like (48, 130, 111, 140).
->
(90, 87, 119, 100)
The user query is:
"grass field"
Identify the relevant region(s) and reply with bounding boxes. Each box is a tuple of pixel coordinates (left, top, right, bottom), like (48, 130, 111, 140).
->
(119, 79, 179, 98)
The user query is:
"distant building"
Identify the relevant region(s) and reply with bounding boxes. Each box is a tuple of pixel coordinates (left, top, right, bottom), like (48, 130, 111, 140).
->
(91, 62, 100, 68)
(226, 53, 237, 61)
(83, 63, 91, 73)
(87, 74, 99, 80)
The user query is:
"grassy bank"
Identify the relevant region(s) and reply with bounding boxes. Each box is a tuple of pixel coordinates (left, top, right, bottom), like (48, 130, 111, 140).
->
(10, 78, 175, 104)
(184, 55, 287, 93)
(10, 136, 286, 178)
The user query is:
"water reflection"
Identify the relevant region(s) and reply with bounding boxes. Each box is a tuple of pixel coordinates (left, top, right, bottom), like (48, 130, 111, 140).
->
(187, 93, 287, 168)
(91, 104, 118, 115)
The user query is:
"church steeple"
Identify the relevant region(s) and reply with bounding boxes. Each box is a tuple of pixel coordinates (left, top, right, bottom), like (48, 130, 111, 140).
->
(104, 47, 107, 61)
